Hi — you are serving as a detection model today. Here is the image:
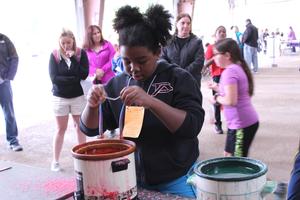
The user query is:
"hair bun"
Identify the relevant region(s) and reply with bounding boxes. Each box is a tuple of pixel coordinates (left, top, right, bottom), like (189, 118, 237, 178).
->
(145, 5, 172, 46)
(113, 5, 143, 32)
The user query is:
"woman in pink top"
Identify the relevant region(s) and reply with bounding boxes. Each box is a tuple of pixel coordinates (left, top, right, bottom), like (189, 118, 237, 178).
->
(208, 38, 259, 157)
(83, 25, 115, 84)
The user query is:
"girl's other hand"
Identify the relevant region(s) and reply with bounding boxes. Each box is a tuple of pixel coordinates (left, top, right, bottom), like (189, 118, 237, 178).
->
(207, 81, 218, 92)
(120, 86, 153, 108)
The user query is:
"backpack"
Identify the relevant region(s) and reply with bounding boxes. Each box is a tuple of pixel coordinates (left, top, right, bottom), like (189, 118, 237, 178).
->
(52, 47, 81, 64)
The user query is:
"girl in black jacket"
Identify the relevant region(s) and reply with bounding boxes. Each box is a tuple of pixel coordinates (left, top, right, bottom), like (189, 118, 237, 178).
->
(80, 5, 205, 198)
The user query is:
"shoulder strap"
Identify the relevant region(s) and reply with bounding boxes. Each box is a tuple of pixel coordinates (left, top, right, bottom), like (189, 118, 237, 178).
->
(52, 49, 60, 64)
(75, 47, 81, 62)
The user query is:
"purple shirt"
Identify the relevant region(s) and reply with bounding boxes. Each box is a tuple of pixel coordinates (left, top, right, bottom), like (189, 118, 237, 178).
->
(219, 64, 259, 129)
(86, 40, 115, 84)
(288, 30, 297, 41)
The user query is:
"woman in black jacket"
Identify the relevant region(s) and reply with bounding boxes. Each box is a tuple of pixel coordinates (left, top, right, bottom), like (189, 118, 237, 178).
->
(49, 29, 89, 172)
(161, 13, 204, 88)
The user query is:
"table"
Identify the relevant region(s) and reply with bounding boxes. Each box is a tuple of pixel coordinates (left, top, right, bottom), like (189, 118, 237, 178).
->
(0, 160, 75, 200)
(0, 160, 195, 200)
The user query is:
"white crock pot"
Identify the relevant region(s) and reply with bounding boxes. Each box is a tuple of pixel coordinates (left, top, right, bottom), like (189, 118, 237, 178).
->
(187, 157, 276, 200)
(72, 139, 137, 200)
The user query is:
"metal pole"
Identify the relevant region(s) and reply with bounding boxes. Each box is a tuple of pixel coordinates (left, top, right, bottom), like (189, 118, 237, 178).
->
(272, 35, 278, 67)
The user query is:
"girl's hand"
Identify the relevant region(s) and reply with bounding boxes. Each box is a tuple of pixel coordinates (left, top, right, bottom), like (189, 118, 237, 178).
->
(65, 50, 75, 58)
(209, 95, 217, 104)
(87, 84, 106, 108)
(95, 68, 104, 80)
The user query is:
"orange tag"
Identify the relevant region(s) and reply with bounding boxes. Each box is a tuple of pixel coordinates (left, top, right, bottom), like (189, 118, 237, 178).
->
(122, 106, 145, 138)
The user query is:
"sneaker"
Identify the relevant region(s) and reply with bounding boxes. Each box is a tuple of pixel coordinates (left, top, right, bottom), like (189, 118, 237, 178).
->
(51, 161, 61, 172)
(214, 125, 224, 134)
(274, 182, 287, 196)
(9, 143, 23, 151)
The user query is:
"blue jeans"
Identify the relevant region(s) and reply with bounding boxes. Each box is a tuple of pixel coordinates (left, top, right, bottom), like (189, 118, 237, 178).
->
(0, 81, 19, 145)
(140, 164, 197, 198)
(243, 44, 258, 72)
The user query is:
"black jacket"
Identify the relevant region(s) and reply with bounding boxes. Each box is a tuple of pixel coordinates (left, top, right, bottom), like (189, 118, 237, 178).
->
(80, 60, 205, 185)
(242, 23, 259, 48)
(161, 34, 204, 86)
(0, 33, 18, 80)
(49, 49, 89, 98)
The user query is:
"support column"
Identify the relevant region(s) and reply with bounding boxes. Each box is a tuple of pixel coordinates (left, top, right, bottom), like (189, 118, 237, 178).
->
(74, 0, 85, 43)
(82, 0, 101, 28)
(98, 0, 105, 30)
(176, 0, 196, 18)
(74, 0, 105, 44)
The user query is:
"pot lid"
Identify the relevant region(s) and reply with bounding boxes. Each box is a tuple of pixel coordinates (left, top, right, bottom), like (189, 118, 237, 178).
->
(193, 157, 268, 182)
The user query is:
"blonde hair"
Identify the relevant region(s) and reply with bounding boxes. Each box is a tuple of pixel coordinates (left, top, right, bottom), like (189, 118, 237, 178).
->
(59, 28, 77, 52)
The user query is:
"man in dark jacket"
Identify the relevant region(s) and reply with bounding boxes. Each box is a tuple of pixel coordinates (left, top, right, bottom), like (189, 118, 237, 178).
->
(0, 33, 22, 151)
(161, 13, 204, 88)
(287, 139, 300, 199)
(242, 19, 259, 73)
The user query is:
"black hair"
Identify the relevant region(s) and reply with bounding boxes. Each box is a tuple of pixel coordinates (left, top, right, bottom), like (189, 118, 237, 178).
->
(214, 38, 254, 96)
(246, 19, 252, 24)
(215, 25, 226, 35)
(113, 4, 172, 53)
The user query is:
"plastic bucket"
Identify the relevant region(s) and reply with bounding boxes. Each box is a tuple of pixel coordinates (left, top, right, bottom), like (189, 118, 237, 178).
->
(187, 157, 271, 200)
(72, 139, 137, 200)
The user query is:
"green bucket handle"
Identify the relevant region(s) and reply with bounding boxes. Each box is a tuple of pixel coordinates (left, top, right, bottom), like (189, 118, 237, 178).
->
(261, 181, 277, 198)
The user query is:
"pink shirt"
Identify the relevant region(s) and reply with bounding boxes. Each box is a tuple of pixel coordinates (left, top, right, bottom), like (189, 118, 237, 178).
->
(86, 40, 115, 84)
(219, 64, 259, 129)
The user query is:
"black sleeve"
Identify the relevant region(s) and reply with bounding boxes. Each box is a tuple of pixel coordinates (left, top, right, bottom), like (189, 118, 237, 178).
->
(79, 101, 119, 137)
(242, 28, 250, 44)
(172, 69, 205, 138)
(5, 35, 19, 80)
(71, 49, 89, 80)
(184, 39, 205, 73)
(160, 46, 171, 63)
(79, 117, 99, 137)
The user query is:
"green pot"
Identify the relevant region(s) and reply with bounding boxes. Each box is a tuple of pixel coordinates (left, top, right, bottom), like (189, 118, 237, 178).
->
(187, 157, 276, 200)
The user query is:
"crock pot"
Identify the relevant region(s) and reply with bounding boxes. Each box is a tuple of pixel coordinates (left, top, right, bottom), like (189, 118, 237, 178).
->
(72, 139, 137, 200)
(187, 157, 276, 200)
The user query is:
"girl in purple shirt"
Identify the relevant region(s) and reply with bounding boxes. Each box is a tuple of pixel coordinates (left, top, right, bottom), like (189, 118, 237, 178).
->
(208, 38, 259, 157)
(83, 25, 115, 84)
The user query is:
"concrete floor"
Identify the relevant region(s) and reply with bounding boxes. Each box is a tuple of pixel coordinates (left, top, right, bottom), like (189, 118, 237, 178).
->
(0, 52, 299, 187)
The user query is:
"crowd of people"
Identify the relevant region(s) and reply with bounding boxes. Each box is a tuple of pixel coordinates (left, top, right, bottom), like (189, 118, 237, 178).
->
(0, 3, 299, 199)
